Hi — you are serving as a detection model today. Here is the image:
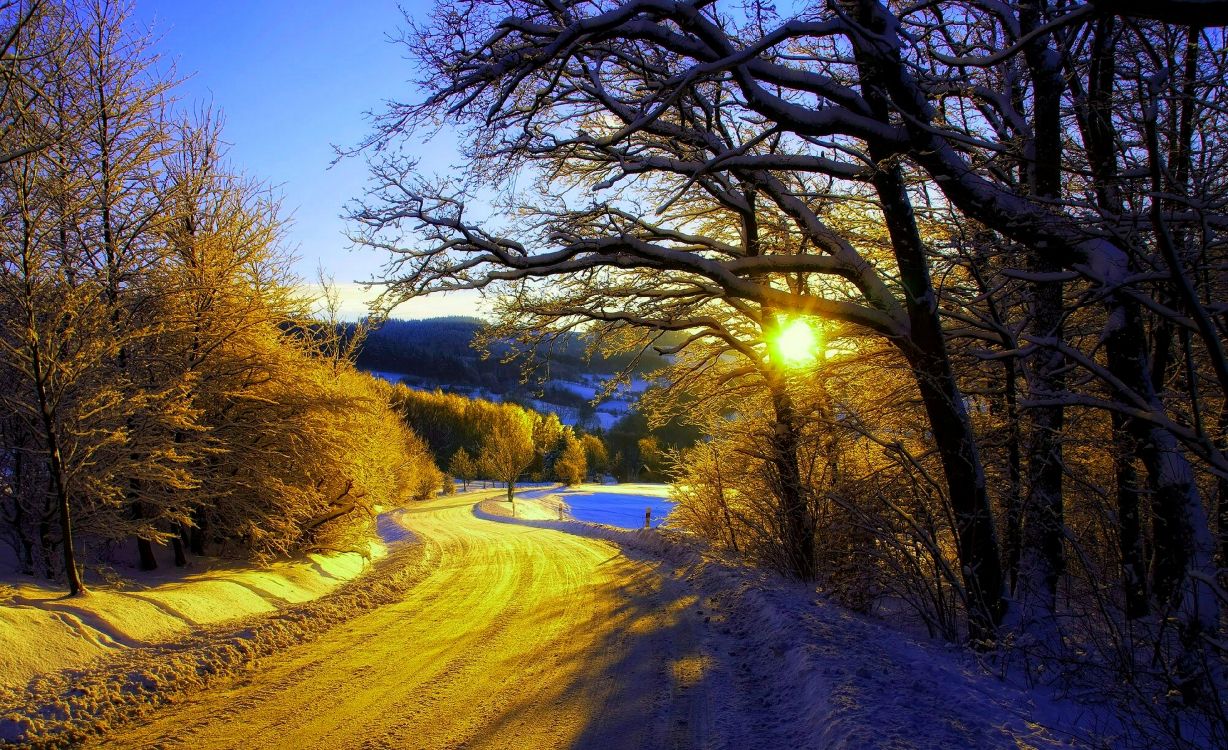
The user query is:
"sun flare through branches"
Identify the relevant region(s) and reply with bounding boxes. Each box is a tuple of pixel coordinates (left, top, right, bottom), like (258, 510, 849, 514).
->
(770, 318, 819, 368)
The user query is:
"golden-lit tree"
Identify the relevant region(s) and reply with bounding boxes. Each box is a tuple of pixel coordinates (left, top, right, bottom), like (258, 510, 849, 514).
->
(554, 431, 586, 486)
(479, 407, 535, 503)
(449, 447, 477, 491)
(579, 433, 608, 480)
(0, 0, 442, 591)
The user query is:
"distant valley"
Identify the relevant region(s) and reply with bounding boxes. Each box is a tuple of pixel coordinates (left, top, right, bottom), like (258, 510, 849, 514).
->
(353, 317, 665, 430)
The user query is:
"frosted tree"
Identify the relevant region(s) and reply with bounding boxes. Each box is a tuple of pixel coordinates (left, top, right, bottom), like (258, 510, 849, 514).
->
(554, 431, 587, 486)
(449, 447, 477, 491)
(353, 0, 1228, 674)
(479, 408, 535, 503)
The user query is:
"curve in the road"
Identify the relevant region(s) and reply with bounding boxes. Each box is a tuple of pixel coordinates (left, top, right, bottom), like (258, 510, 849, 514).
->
(92, 492, 736, 750)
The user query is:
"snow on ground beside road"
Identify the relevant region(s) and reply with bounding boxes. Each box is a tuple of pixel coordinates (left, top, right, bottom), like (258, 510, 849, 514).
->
(489, 494, 1095, 749)
(0, 519, 404, 693)
(518, 483, 675, 529)
(0, 503, 445, 747)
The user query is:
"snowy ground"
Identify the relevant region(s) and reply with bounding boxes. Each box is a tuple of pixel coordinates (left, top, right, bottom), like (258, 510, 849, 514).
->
(0, 533, 395, 694)
(0, 502, 447, 747)
(476, 497, 1098, 749)
(1, 489, 1106, 749)
(519, 483, 675, 529)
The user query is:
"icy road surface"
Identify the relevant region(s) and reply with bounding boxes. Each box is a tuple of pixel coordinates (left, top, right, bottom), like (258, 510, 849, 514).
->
(88, 491, 740, 750)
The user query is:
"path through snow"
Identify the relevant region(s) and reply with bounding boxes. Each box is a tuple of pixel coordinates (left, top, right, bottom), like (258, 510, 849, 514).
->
(4, 490, 1087, 748)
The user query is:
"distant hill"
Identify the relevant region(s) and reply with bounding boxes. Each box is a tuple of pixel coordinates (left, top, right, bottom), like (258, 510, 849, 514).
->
(351, 317, 679, 430)
(354, 317, 672, 385)
(354, 317, 520, 391)
(353, 317, 703, 475)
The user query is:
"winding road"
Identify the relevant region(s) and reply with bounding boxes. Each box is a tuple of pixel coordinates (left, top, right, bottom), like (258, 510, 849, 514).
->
(90, 491, 742, 749)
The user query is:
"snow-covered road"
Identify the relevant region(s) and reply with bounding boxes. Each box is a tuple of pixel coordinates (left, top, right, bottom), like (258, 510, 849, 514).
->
(64, 489, 1084, 750)
(86, 491, 744, 749)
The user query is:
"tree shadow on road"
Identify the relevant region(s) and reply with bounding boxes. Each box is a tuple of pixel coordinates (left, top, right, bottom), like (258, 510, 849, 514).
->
(457, 508, 785, 750)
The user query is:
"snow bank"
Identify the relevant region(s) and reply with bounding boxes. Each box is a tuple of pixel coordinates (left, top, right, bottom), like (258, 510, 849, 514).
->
(480, 496, 1090, 749)
(0, 510, 429, 748)
(0, 540, 388, 694)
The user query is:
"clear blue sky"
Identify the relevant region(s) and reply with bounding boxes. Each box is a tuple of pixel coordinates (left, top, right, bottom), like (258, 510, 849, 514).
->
(133, 0, 476, 318)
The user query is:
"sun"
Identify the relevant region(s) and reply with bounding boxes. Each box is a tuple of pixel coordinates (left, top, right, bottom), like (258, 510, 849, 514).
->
(771, 318, 819, 367)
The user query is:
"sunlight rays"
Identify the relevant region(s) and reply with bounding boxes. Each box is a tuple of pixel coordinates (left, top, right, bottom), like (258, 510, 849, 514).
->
(770, 318, 820, 368)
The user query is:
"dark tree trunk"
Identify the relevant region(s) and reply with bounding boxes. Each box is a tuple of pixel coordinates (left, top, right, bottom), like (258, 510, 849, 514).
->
(30, 335, 83, 595)
(1105, 299, 1217, 702)
(48, 443, 83, 595)
(133, 500, 158, 571)
(15, 509, 35, 576)
(1002, 360, 1023, 593)
(1081, 15, 1148, 622)
(172, 536, 187, 568)
(1018, 279, 1065, 625)
(1104, 307, 1204, 611)
(849, 0, 1005, 641)
(1218, 400, 1228, 568)
(1113, 411, 1149, 619)
(902, 342, 1006, 642)
(136, 536, 157, 570)
(39, 515, 54, 580)
(190, 507, 207, 557)
(767, 382, 815, 580)
(1016, 0, 1066, 627)
(872, 157, 1005, 641)
(883, 174, 1006, 639)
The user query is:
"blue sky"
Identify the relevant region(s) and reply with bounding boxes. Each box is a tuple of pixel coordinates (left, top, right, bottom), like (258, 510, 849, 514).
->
(133, 0, 479, 318)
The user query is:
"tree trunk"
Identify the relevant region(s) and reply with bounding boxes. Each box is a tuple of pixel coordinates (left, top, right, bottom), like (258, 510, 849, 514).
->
(41, 438, 83, 595)
(39, 515, 54, 580)
(872, 158, 1005, 641)
(1105, 299, 1217, 701)
(1018, 326, 1065, 630)
(172, 535, 187, 568)
(767, 382, 815, 580)
(1002, 359, 1023, 593)
(848, 5, 1005, 641)
(133, 499, 158, 571)
(136, 540, 156, 569)
(1112, 411, 1149, 619)
(1218, 401, 1228, 568)
(14, 502, 35, 576)
(1015, 0, 1067, 635)
(903, 343, 1006, 642)
(29, 317, 84, 595)
(189, 509, 207, 557)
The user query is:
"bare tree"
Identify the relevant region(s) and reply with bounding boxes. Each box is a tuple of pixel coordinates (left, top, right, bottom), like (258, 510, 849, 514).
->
(353, 0, 1010, 638)
(354, 0, 1228, 674)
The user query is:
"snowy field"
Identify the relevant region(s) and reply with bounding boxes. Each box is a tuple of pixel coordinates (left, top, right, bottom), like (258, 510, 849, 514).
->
(518, 483, 674, 528)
